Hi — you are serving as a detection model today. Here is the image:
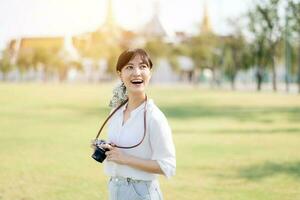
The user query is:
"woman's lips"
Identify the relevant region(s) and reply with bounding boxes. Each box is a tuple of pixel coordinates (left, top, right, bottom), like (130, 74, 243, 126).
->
(131, 80, 144, 85)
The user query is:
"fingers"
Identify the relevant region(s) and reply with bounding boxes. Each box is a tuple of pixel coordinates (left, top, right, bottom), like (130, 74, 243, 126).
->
(110, 142, 116, 147)
(105, 151, 113, 161)
(105, 150, 111, 155)
(105, 149, 127, 165)
(101, 143, 113, 150)
(105, 147, 117, 159)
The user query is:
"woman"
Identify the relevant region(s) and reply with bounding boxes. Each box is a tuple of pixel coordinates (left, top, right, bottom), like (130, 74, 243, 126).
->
(92, 49, 176, 200)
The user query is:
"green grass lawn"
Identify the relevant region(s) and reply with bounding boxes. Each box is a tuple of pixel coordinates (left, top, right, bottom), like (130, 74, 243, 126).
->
(0, 83, 300, 200)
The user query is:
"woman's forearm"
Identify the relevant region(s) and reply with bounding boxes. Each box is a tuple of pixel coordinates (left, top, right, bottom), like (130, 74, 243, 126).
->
(104, 145, 164, 175)
(124, 155, 164, 175)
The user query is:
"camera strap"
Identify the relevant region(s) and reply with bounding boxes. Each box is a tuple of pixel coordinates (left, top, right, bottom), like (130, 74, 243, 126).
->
(94, 95, 147, 149)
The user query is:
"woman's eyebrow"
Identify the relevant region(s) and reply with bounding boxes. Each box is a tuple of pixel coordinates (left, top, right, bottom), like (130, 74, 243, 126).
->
(127, 61, 146, 65)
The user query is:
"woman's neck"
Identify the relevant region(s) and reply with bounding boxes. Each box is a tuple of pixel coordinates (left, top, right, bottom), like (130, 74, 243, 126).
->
(126, 93, 146, 112)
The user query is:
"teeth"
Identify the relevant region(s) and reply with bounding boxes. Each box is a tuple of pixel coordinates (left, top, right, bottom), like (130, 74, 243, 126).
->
(131, 80, 143, 84)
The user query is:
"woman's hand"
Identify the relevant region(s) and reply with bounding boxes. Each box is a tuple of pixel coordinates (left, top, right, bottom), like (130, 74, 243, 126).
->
(102, 143, 164, 175)
(104, 144, 129, 165)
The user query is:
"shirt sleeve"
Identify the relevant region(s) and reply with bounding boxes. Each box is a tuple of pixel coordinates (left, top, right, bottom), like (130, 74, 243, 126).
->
(149, 111, 176, 178)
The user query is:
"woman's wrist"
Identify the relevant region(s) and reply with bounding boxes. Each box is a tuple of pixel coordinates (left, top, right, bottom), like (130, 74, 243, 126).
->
(122, 154, 132, 165)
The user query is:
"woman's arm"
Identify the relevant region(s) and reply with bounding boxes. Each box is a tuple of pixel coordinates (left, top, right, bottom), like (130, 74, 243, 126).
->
(104, 145, 164, 175)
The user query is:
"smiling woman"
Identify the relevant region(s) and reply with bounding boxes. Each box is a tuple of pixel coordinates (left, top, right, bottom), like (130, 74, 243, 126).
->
(116, 49, 153, 95)
(91, 49, 176, 200)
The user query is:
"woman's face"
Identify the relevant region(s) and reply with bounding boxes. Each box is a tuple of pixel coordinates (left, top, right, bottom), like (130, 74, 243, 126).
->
(118, 54, 152, 95)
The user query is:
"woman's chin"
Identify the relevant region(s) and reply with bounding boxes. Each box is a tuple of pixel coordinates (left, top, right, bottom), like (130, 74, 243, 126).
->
(128, 86, 145, 94)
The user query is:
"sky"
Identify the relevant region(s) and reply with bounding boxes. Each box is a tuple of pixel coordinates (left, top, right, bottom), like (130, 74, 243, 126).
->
(0, 0, 253, 50)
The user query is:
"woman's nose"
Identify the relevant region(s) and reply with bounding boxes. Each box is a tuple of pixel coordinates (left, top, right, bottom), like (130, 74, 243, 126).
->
(132, 67, 142, 75)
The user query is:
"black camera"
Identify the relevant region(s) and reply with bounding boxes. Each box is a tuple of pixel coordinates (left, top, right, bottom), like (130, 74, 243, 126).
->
(91, 140, 110, 163)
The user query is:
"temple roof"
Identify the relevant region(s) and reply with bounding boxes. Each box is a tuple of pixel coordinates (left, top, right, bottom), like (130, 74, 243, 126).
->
(141, 1, 168, 38)
(201, 2, 213, 34)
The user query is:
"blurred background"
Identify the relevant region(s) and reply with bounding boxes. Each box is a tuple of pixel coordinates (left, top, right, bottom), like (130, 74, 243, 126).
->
(0, 0, 300, 200)
(0, 0, 299, 92)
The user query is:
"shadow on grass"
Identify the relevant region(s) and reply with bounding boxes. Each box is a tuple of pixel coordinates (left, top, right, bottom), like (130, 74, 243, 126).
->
(42, 102, 300, 123)
(161, 105, 300, 123)
(239, 161, 300, 180)
(42, 104, 300, 128)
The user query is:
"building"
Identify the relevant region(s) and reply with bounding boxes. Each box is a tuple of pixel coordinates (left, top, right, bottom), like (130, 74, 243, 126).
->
(4, 0, 214, 84)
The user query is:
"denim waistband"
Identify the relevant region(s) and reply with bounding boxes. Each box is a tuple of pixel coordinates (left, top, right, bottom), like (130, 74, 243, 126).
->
(110, 176, 153, 184)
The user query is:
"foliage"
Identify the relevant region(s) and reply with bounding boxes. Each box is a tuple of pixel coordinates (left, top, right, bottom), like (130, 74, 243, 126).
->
(16, 49, 34, 74)
(145, 38, 169, 60)
(287, 0, 300, 34)
(190, 33, 221, 69)
(287, 0, 300, 92)
(2, 0, 299, 91)
(0, 50, 14, 80)
(167, 43, 192, 72)
(247, 0, 283, 91)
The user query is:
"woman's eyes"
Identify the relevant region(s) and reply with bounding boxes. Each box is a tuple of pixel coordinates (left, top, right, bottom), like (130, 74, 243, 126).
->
(125, 65, 148, 70)
(124, 65, 134, 70)
(140, 64, 148, 69)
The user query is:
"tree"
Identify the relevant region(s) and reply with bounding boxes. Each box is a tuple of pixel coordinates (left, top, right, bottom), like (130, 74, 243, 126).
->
(0, 50, 14, 81)
(249, 34, 270, 91)
(32, 48, 57, 81)
(190, 33, 221, 86)
(287, 0, 300, 93)
(17, 47, 61, 82)
(248, 0, 283, 91)
(16, 49, 34, 80)
(221, 34, 250, 90)
(167, 43, 190, 73)
(74, 31, 123, 75)
(145, 38, 169, 61)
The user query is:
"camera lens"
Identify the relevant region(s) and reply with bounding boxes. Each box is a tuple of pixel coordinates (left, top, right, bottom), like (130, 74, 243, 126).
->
(92, 147, 107, 163)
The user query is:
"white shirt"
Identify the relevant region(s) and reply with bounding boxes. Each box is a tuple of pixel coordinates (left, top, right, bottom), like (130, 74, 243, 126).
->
(104, 99, 176, 180)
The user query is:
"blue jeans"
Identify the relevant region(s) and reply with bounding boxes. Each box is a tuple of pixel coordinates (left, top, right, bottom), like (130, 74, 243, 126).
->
(108, 177, 163, 200)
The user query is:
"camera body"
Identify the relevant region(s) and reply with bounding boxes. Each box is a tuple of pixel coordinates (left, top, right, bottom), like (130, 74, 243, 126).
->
(91, 140, 110, 163)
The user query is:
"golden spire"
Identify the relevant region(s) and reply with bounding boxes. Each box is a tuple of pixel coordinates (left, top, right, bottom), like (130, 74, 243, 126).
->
(101, 0, 121, 38)
(104, 0, 115, 28)
(201, 2, 212, 34)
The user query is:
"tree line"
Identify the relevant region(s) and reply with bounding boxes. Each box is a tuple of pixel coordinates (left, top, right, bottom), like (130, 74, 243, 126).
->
(158, 0, 300, 93)
(0, 0, 300, 93)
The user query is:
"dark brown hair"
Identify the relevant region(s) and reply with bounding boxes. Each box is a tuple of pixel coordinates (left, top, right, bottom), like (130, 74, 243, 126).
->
(116, 49, 153, 72)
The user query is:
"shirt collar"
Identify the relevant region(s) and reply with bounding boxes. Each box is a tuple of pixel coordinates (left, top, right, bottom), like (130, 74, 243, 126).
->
(121, 99, 153, 117)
